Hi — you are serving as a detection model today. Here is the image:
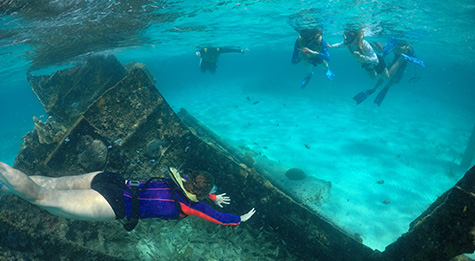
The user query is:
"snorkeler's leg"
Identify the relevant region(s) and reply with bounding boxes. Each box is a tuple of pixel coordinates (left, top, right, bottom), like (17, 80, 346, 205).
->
(388, 56, 404, 78)
(300, 62, 313, 88)
(380, 68, 390, 80)
(304, 61, 313, 74)
(367, 69, 376, 80)
(30, 172, 100, 190)
(0, 161, 46, 201)
(34, 188, 116, 221)
(320, 61, 334, 80)
(374, 78, 384, 90)
(0, 162, 115, 221)
(374, 80, 395, 106)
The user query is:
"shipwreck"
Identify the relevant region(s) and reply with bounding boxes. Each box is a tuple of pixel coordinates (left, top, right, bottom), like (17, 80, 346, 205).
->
(0, 55, 474, 260)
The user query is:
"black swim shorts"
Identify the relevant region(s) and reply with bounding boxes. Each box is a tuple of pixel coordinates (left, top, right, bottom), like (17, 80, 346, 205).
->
(362, 55, 386, 74)
(308, 56, 324, 66)
(91, 172, 126, 219)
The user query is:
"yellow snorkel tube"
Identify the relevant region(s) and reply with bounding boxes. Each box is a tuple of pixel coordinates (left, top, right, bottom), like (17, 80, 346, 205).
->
(168, 167, 199, 202)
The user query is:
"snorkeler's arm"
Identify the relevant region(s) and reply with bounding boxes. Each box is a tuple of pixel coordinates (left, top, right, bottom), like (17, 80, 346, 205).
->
(291, 39, 300, 64)
(219, 47, 246, 54)
(328, 42, 344, 48)
(182, 201, 241, 225)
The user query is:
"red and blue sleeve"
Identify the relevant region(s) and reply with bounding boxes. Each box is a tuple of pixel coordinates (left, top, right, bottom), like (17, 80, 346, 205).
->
(181, 201, 241, 225)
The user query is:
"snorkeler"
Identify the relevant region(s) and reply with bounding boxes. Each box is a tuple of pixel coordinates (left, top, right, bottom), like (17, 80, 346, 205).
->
(329, 27, 389, 80)
(353, 39, 422, 105)
(291, 28, 334, 89)
(196, 47, 248, 73)
(0, 162, 256, 231)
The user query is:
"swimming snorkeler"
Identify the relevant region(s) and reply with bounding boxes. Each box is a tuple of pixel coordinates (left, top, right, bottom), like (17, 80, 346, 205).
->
(291, 28, 334, 89)
(329, 27, 389, 80)
(196, 46, 248, 73)
(0, 162, 256, 231)
(353, 39, 421, 106)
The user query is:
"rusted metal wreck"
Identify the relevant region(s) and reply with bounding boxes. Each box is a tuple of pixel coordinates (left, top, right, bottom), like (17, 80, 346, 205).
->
(0, 55, 473, 260)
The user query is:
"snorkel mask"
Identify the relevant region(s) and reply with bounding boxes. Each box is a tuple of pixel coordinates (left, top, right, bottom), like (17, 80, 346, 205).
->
(210, 184, 218, 194)
(343, 30, 357, 45)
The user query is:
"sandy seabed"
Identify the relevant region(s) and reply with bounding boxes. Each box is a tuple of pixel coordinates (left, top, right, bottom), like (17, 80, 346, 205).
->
(164, 81, 472, 251)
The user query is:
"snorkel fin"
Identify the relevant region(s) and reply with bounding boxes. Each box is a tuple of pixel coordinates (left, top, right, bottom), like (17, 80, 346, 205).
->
(402, 54, 425, 67)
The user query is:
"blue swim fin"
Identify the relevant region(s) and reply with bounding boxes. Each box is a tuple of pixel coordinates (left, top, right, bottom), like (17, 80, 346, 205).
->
(325, 70, 334, 80)
(382, 38, 399, 56)
(300, 73, 313, 89)
(402, 54, 425, 67)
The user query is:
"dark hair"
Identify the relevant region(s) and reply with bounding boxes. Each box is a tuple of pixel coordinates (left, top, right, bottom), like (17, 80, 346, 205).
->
(299, 28, 322, 42)
(184, 170, 215, 199)
(343, 29, 358, 44)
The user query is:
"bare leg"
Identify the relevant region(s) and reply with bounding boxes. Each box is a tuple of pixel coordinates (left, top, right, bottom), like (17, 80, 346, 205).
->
(1, 171, 98, 196)
(366, 69, 376, 79)
(319, 60, 329, 72)
(380, 68, 390, 80)
(30, 172, 100, 190)
(373, 78, 384, 90)
(0, 162, 116, 221)
(303, 61, 313, 74)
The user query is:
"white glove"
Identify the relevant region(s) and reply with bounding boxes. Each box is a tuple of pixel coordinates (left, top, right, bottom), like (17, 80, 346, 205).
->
(214, 193, 230, 208)
(240, 208, 256, 222)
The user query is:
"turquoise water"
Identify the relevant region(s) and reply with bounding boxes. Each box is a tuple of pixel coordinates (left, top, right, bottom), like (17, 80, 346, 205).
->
(1, 0, 475, 256)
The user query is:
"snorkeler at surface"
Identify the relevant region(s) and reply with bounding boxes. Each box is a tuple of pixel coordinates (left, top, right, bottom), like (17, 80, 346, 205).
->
(353, 39, 419, 106)
(291, 28, 334, 89)
(329, 27, 389, 80)
(196, 47, 247, 73)
(0, 162, 256, 231)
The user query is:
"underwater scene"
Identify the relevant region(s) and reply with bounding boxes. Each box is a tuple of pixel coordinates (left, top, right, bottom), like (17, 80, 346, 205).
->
(1, 0, 475, 260)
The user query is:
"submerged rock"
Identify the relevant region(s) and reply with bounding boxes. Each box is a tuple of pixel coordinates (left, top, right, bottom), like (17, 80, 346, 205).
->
(285, 168, 307, 180)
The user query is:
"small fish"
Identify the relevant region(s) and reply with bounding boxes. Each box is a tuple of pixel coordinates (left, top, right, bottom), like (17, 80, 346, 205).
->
(382, 200, 391, 204)
(246, 96, 251, 101)
(377, 180, 384, 184)
(253, 101, 260, 105)
(304, 144, 310, 149)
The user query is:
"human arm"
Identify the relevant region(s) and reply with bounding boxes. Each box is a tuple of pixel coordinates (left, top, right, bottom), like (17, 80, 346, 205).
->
(219, 47, 247, 54)
(327, 42, 345, 48)
(182, 201, 250, 225)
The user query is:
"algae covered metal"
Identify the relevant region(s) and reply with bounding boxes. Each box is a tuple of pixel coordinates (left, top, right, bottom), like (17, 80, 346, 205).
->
(1, 55, 473, 260)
